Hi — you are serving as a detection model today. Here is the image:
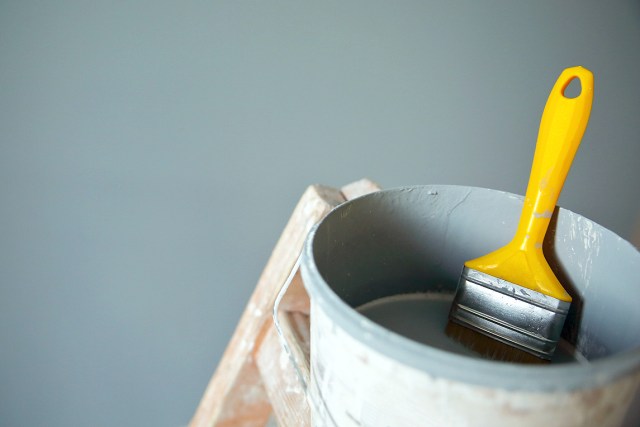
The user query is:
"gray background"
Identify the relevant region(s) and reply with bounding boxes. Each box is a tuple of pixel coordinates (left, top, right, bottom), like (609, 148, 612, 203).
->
(1, 1, 639, 426)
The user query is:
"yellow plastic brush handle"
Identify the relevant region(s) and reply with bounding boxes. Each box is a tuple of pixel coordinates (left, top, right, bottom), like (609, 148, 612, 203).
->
(466, 66, 593, 302)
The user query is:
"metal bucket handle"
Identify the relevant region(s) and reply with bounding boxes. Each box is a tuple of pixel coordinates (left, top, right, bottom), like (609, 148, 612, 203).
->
(272, 254, 309, 391)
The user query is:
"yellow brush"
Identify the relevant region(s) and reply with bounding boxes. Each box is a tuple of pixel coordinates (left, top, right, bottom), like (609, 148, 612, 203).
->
(446, 66, 594, 363)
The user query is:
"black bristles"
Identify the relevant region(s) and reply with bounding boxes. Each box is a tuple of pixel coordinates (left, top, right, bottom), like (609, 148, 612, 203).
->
(445, 321, 550, 365)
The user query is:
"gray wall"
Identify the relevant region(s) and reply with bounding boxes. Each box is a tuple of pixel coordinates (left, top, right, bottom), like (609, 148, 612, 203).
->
(1, 1, 639, 426)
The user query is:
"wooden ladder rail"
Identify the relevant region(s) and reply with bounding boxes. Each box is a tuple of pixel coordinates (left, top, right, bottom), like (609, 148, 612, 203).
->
(190, 179, 380, 427)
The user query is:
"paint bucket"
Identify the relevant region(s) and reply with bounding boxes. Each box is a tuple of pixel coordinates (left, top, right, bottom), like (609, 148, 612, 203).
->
(300, 185, 640, 427)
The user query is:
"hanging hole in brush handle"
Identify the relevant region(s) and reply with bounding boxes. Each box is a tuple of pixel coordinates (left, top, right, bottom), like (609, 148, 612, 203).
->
(562, 76, 582, 99)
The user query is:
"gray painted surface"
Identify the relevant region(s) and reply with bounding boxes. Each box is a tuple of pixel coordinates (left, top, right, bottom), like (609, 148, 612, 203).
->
(1, 2, 639, 426)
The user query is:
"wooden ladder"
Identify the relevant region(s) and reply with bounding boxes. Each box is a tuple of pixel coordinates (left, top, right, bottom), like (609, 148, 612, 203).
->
(190, 179, 380, 427)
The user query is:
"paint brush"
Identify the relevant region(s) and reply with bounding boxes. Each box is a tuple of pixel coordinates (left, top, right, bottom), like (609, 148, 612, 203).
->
(446, 66, 594, 363)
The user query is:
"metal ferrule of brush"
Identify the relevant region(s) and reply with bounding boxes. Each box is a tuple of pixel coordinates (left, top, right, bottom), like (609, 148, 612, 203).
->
(449, 266, 571, 360)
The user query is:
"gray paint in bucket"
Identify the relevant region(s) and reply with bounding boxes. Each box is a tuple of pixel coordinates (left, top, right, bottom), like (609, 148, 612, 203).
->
(301, 185, 640, 426)
(356, 293, 585, 364)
